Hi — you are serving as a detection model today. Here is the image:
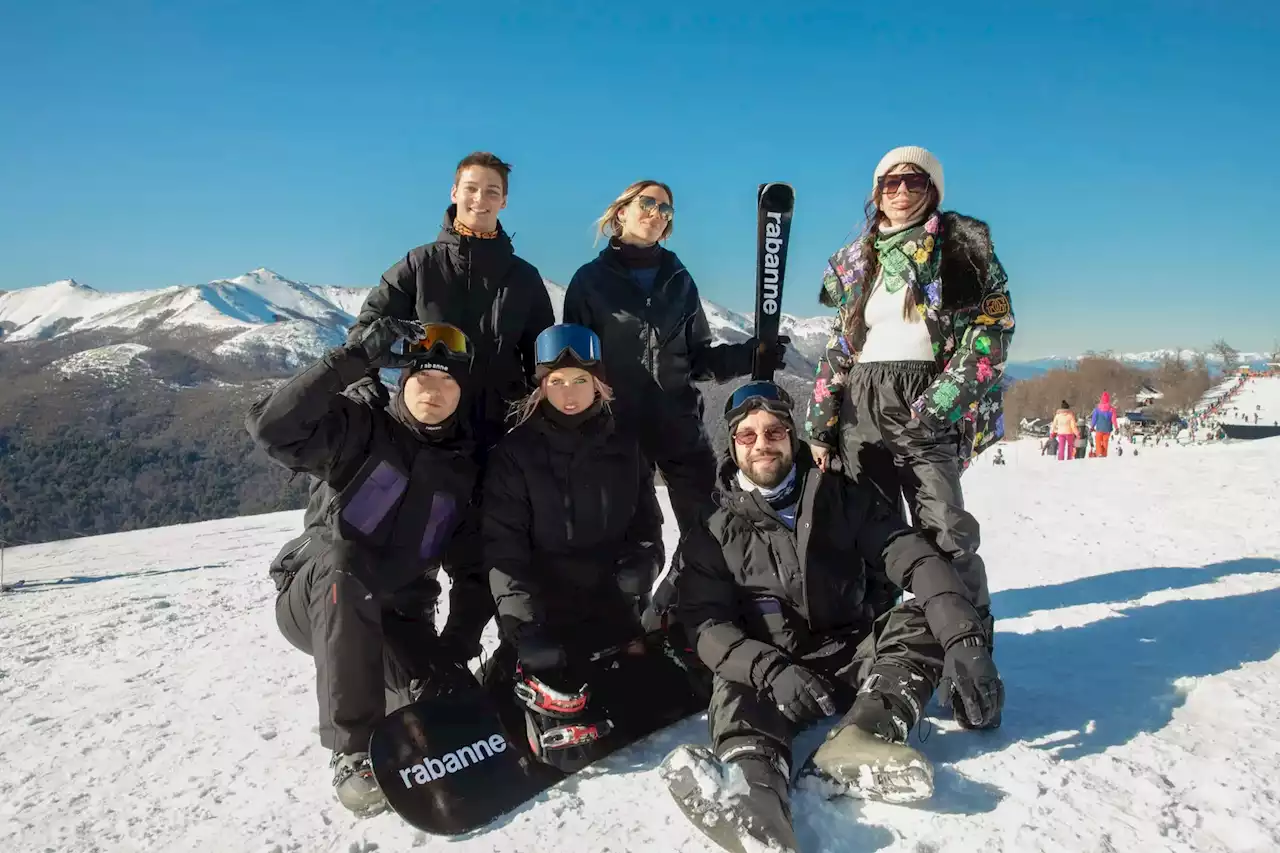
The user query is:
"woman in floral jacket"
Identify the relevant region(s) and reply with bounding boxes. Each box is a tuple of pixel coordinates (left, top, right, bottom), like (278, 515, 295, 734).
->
(804, 146, 1013, 662)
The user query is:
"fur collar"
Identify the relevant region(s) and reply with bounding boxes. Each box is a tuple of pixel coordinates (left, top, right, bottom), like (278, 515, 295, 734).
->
(818, 211, 994, 311)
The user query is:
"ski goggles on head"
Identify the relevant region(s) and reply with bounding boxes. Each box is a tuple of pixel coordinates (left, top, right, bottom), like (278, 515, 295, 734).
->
(403, 323, 474, 364)
(724, 381, 794, 422)
(534, 323, 602, 368)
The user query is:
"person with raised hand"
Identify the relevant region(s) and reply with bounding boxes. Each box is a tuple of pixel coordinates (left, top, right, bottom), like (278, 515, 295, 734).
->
(246, 320, 491, 817)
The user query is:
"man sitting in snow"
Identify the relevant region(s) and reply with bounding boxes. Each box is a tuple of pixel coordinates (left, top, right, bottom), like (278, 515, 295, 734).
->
(664, 381, 1003, 853)
(246, 320, 491, 816)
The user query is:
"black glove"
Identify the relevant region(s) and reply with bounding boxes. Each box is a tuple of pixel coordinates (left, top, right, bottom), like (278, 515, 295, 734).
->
(436, 631, 481, 667)
(513, 626, 568, 674)
(747, 334, 790, 376)
(939, 638, 1004, 729)
(351, 317, 425, 369)
(760, 657, 836, 724)
(616, 553, 660, 625)
(344, 375, 391, 408)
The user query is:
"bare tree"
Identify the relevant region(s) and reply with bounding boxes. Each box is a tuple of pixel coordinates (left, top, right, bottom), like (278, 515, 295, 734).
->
(1211, 338, 1239, 370)
(1192, 351, 1208, 372)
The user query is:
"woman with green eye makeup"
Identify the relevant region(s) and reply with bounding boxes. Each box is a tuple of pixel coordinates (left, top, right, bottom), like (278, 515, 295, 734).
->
(563, 180, 789, 541)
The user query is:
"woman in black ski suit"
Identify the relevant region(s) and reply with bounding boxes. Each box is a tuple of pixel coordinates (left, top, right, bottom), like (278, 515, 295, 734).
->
(563, 180, 788, 536)
(482, 323, 708, 774)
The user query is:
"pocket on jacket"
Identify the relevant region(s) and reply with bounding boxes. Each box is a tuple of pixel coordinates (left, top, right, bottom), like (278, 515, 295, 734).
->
(336, 457, 409, 542)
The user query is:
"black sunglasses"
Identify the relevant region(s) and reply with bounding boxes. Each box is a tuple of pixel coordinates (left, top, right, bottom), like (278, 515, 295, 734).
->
(635, 196, 674, 220)
(877, 173, 931, 195)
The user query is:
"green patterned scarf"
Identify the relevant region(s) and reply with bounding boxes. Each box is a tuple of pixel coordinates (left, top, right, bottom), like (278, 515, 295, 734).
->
(873, 219, 939, 294)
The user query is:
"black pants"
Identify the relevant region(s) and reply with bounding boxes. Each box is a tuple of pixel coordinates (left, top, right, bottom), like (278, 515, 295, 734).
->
(276, 549, 448, 754)
(708, 602, 943, 766)
(837, 361, 990, 611)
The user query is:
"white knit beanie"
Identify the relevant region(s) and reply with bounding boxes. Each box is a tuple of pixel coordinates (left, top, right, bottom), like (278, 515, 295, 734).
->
(873, 146, 944, 203)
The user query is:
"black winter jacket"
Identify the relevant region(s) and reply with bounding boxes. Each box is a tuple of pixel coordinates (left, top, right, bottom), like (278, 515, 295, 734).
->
(350, 207, 555, 449)
(484, 405, 664, 649)
(246, 345, 491, 645)
(563, 245, 753, 424)
(676, 446, 985, 689)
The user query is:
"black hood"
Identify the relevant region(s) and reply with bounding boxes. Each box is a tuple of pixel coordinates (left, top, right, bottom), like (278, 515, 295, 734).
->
(592, 242, 684, 284)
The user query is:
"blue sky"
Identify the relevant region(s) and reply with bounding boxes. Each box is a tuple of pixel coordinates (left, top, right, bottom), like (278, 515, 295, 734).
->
(2, 1, 1277, 358)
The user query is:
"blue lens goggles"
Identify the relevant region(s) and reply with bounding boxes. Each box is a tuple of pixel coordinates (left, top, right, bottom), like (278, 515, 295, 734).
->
(724, 381, 794, 419)
(535, 323, 603, 366)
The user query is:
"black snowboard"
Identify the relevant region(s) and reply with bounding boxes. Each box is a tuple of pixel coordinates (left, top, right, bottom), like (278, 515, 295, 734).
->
(753, 182, 796, 381)
(369, 634, 709, 836)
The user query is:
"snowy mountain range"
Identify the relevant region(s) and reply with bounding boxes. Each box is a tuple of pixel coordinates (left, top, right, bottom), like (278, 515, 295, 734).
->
(0, 268, 833, 380)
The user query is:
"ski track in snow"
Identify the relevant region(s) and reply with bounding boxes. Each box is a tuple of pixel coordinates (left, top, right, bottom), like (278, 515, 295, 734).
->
(3, 437, 1280, 852)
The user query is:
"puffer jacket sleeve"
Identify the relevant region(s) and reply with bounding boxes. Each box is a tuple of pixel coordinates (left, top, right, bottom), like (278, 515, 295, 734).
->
(517, 262, 555, 385)
(688, 290, 754, 382)
(804, 243, 866, 448)
(348, 251, 421, 341)
(244, 346, 376, 489)
(912, 245, 1015, 429)
(676, 527, 784, 688)
(482, 441, 539, 638)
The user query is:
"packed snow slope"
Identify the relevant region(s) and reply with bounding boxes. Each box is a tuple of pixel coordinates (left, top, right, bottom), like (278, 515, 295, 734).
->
(3, 438, 1280, 852)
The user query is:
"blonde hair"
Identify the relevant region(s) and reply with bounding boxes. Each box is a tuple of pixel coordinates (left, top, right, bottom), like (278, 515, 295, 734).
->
(595, 180, 675, 244)
(510, 374, 616, 427)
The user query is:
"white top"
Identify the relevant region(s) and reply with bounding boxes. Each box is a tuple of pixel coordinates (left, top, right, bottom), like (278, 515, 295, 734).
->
(857, 271, 936, 363)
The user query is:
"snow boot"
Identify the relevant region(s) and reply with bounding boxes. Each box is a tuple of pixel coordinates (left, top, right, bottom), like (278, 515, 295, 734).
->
(808, 668, 934, 804)
(330, 751, 387, 817)
(660, 741, 798, 853)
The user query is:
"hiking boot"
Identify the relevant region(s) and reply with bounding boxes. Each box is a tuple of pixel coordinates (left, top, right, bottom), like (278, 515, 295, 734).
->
(330, 751, 387, 816)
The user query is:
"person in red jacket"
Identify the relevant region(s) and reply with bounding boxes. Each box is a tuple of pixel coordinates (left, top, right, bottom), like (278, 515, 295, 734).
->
(1090, 392, 1118, 457)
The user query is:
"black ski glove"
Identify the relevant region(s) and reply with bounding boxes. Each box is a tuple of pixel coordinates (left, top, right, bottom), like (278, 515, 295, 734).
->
(513, 626, 568, 674)
(436, 631, 482, 667)
(760, 656, 836, 724)
(344, 375, 391, 408)
(939, 638, 1004, 730)
(745, 334, 790, 376)
(350, 317, 425, 369)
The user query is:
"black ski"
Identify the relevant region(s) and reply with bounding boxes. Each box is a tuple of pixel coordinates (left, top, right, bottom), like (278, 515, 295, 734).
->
(753, 182, 796, 381)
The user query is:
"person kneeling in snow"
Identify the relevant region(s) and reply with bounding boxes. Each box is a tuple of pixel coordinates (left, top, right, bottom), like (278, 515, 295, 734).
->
(246, 320, 492, 817)
(482, 324, 710, 777)
(666, 381, 1002, 853)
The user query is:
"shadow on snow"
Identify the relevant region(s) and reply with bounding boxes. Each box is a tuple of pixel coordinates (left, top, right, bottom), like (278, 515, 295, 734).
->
(3, 562, 227, 593)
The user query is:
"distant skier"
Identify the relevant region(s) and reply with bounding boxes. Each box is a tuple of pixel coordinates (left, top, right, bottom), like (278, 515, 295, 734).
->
(1051, 402, 1078, 462)
(664, 382, 1002, 853)
(803, 146, 1012, 693)
(345, 151, 555, 456)
(246, 321, 492, 816)
(562, 179, 788, 538)
(992, 447, 1006, 466)
(483, 324, 709, 773)
(1090, 392, 1117, 457)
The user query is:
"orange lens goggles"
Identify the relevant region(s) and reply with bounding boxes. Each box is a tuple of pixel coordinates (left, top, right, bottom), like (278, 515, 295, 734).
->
(404, 323, 473, 359)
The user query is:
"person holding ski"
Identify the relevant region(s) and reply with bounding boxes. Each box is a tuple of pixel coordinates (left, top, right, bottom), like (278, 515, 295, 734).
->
(482, 323, 709, 775)
(804, 147, 1011, 673)
(346, 151, 555, 457)
(663, 382, 1002, 853)
(562, 179, 789, 536)
(247, 320, 492, 817)
(1051, 401, 1078, 462)
(1090, 392, 1117, 457)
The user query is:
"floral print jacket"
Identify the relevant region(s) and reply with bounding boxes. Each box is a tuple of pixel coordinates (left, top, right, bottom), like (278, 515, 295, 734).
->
(804, 211, 1014, 466)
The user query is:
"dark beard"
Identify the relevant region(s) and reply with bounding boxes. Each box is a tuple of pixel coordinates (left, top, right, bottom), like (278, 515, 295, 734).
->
(745, 453, 789, 488)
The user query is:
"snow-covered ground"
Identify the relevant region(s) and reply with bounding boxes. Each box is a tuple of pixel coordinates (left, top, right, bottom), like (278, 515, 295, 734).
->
(1216, 375, 1280, 425)
(3, 438, 1280, 852)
